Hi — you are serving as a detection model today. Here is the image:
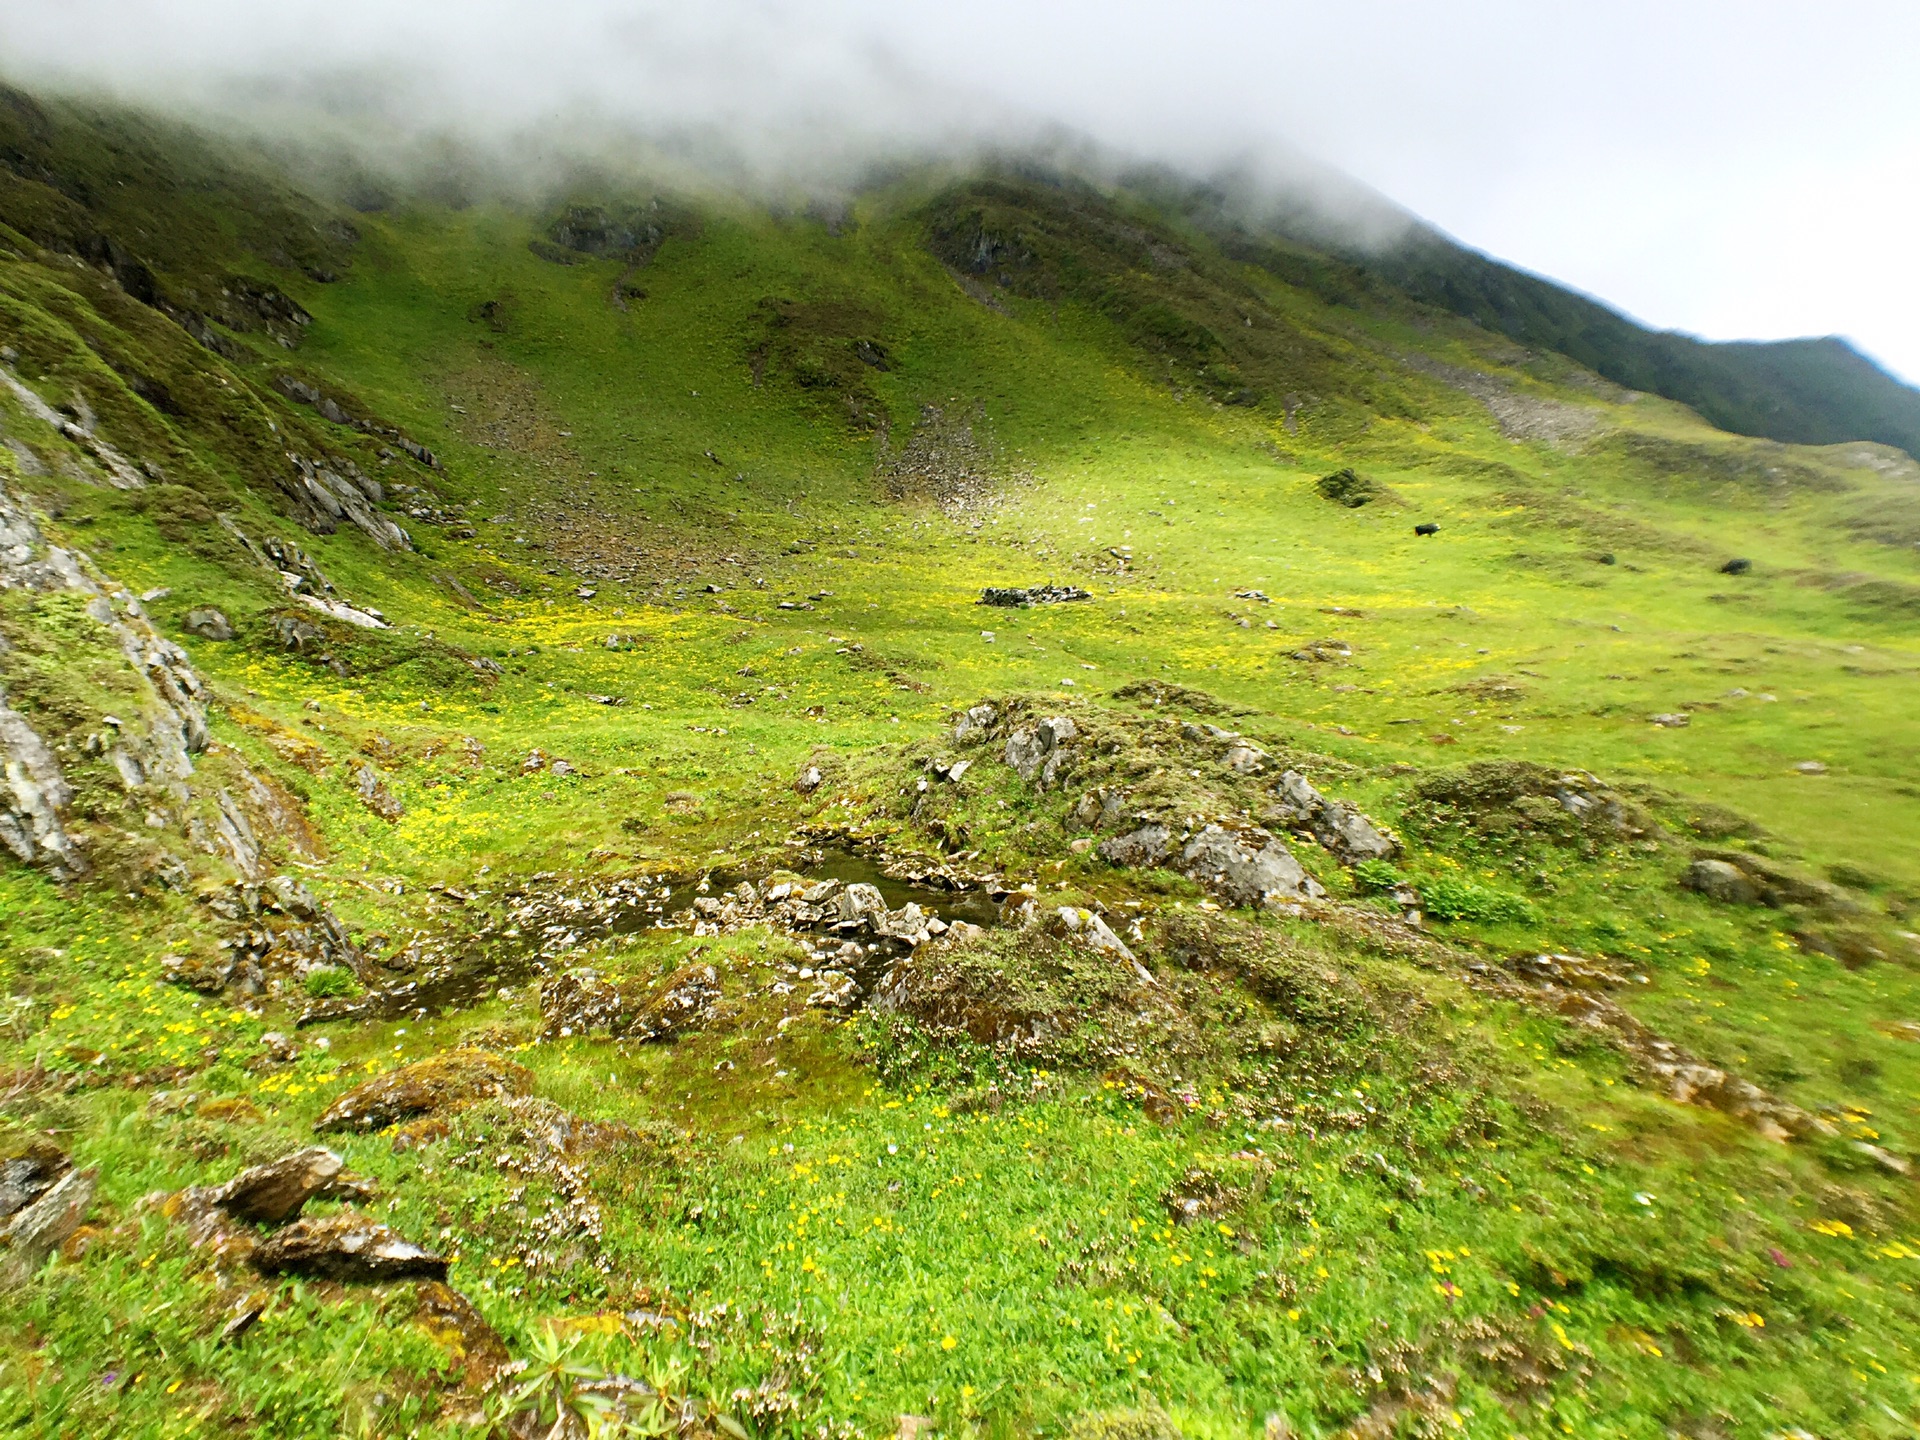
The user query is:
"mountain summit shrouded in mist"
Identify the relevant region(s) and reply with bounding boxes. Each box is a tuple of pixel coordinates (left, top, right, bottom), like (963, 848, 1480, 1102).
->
(2, 0, 1918, 383)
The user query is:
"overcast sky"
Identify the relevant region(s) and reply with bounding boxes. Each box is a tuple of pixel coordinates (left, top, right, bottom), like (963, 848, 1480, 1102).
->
(5, 0, 1917, 382)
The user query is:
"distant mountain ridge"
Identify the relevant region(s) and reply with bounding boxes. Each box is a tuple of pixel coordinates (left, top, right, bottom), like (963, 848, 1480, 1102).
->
(1313, 223, 1920, 459)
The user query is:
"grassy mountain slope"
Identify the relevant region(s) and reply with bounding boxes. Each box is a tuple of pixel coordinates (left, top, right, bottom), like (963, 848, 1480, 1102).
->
(3, 89, 1920, 1440)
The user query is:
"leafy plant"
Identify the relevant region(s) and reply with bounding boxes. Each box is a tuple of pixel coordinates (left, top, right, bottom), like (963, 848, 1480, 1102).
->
(302, 967, 359, 998)
(1349, 858, 1402, 894)
(1416, 874, 1536, 924)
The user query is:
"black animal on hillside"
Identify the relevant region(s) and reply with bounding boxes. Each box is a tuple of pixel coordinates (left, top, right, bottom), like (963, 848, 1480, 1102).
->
(1720, 557, 1752, 575)
(1414, 523, 1440, 536)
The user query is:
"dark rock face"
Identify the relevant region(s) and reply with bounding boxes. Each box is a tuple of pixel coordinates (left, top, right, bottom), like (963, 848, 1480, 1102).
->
(251, 1212, 448, 1282)
(1267, 770, 1398, 863)
(314, 1049, 533, 1134)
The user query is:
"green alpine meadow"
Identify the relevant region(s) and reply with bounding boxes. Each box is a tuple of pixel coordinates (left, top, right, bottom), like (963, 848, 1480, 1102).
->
(3, 80, 1920, 1440)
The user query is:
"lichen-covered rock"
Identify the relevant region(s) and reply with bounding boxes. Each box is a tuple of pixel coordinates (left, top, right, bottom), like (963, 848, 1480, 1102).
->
(1099, 824, 1172, 868)
(1, 1166, 97, 1287)
(1179, 826, 1323, 908)
(251, 1211, 447, 1282)
(314, 1049, 533, 1134)
(628, 963, 720, 1043)
(414, 1280, 510, 1386)
(540, 969, 624, 1039)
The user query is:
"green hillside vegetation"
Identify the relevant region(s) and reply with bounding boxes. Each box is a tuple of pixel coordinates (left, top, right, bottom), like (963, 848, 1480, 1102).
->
(2, 85, 1920, 1439)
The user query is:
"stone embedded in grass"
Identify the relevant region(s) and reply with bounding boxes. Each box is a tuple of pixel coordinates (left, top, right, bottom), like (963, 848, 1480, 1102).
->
(183, 607, 233, 640)
(351, 761, 404, 821)
(978, 584, 1091, 607)
(1683, 858, 1761, 905)
(314, 1048, 534, 1134)
(251, 1211, 448, 1283)
(0, 1139, 72, 1221)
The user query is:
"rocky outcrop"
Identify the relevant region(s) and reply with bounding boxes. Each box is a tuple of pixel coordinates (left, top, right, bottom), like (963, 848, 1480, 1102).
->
(202, 1146, 345, 1225)
(1682, 850, 1858, 913)
(1099, 823, 1173, 869)
(1266, 771, 1399, 863)
(314, 1049, 534, 1135)
(978, 584, 1091, 607)
(538, 963, 720, 1042)
(0, 471, 210, 877)
(1178, 825, 1324, 907)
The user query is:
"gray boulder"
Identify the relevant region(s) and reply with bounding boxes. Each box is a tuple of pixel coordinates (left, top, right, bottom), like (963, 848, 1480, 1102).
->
(251, 1212, 448, 1283)
(1179, 825, 1324, 908)
(953, 703, 998, 743)
(1683, 858, 1762, 905)
(184, 607, 234, 641)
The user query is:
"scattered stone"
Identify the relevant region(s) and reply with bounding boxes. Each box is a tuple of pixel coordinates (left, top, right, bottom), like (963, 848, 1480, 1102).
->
(978, 584, 1091, 607)
(1179, 826, 1324, 907)
(540, 963, 720, 1043)
(1650, 713, 1691, 729)
(1793, 760, 1828, 775)
(314, 1049, 534, 1134)
(251, 1211, 448, 1283)
(796, 765, 824, 794)
(1681, 850, 1857, 914)
(1265, 770, 1398, 863)
(1, 1166, 97, 1286)
(184, 607, 235, 641)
